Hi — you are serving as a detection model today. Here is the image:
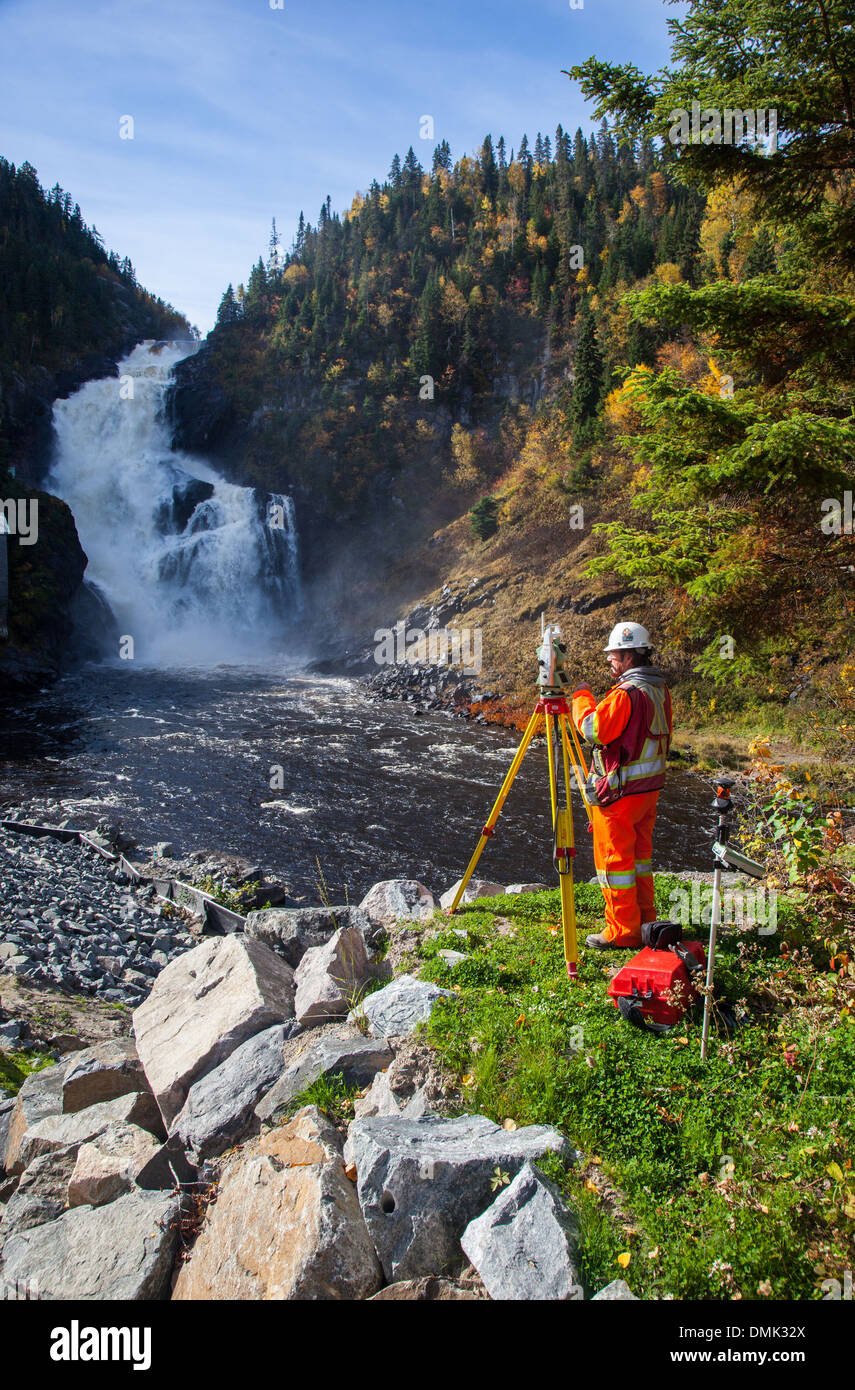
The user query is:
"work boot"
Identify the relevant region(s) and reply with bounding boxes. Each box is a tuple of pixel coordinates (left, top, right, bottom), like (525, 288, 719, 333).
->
(585, 932, 612, 950)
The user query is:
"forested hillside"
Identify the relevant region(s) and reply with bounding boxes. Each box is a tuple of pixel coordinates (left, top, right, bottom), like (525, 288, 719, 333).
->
(170, 125, 703, 578)
(172, 0, 854, 748)
(0, 157, 190, 479)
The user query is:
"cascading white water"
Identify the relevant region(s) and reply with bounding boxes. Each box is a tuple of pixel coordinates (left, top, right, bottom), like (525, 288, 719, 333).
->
(48, 340, 300, 663)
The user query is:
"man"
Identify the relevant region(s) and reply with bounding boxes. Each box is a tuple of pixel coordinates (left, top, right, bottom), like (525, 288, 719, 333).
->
(570, 622, 672, 950)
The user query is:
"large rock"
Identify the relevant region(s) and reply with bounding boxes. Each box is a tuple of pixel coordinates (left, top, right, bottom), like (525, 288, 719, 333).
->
(255, 1031, 393, 1125)
(0, 1096, 14, 1174)
(353, 1069, 429, 1121)
(439, 879, 506, 910)
(359, 880, 436, 930)
(172, 1107, 382, 1300)
(0, 1146, 77, 1239)
(169, 1024, 294, 1161)
(0, 1189, 180, 1300)
(132, 934, 296, 1125)
(62, 1038, 150, 1114)
(16, 1090, 164, 1172)
(352, 973, 453, 1039)
(293, 927, 372, 1028)
(350, 1113, 572, 1282)
(4, 1061, 71, 1175)
(592, 1278, 638, 1300)
(460, 1162, 583, 1300)
(245, 905, 376, 968)
(67, 1122, 162, 1208)
(505, 883, 550, 895)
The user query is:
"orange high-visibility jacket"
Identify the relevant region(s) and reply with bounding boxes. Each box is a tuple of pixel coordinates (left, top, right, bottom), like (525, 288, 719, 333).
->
(571, 669, 673, 804)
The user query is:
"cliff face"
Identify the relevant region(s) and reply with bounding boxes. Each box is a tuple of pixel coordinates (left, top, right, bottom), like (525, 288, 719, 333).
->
(1, 351, 125, 489)
(0, 483, 88, 696)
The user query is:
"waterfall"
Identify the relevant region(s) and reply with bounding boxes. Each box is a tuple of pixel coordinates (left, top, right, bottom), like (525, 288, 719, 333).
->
(47, 340, 300, 664)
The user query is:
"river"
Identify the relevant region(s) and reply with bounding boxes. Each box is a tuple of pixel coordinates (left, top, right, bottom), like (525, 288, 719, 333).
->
(0, 663, 714, 903)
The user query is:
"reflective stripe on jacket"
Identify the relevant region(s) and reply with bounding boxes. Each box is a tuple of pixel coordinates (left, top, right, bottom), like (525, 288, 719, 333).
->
(571, 667, 672, 806)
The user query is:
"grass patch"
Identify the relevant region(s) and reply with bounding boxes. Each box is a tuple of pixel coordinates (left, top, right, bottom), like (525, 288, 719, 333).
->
(416, 883, 855, 1300)
(0, 1046, 56, 1096)
(282, 1071, 359, 1127)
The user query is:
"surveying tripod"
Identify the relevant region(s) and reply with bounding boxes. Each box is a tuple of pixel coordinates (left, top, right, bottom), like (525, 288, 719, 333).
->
(448, 620, 593, 978)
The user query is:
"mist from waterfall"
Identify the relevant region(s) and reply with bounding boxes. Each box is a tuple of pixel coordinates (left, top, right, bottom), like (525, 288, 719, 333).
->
(48, 340, 300, 664)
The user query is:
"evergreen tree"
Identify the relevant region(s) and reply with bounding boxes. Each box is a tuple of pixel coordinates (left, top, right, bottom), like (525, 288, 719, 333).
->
(216, 283, 240, 325)
(480, 135, 498, 202)
(432, 140, 452, 174)
(742, 225, 777, 279)
(469, 495, 499, 540)
(569, 302, 603, 431)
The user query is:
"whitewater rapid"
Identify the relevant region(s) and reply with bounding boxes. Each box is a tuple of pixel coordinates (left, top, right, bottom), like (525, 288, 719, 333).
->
(47, 340, 299, 664)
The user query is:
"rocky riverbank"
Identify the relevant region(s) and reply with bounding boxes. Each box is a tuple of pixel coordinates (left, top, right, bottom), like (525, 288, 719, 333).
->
(0, 819, 201, 1010)
(0, 811, 641, 1301)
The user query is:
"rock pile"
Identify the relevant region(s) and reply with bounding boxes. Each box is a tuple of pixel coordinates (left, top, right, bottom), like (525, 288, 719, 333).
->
(0, 821, 197, 1007)
(0, 875, 635, 1301)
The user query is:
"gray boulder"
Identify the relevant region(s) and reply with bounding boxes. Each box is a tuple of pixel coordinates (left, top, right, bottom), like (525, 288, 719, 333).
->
(460, 1162, 583, 1300)
(359, 880, 436, 929)
(245, 905, 377, 968)
(350, 1113, 572, 1282)
(352, 1070, 430, 1121)
(4, 1060, 75, 1175)
(0, 1095, 14, 1174)
(255, 1031, 393, 1125)
(352, 973, 453, 1039)
(16, 1090, 165, 1171)
(169, 1024, 294, 1161)
(67, 1122, 162, 1207)
(439, 879, 506, 910)
(0, 1146, 78, 1239)
(505, 883, 550, 895)
(0, 1189, 180, 1300)
(592, 1278, 638, 1300)
(172, 1107, 382, 1300)
(132, 934, 296, 1125)
(62, 1037, 151, 1114)
(293, 927, 372, 1028)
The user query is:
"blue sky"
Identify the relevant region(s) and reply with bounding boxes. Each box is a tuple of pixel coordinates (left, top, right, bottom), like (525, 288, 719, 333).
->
(0, 0, 678, 332)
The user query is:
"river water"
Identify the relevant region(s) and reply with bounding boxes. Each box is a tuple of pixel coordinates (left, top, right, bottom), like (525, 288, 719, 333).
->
(0, 663, 714, 903)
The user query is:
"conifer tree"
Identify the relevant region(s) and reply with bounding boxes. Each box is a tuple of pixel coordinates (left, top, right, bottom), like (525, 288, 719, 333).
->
(569, 301, 603, 432)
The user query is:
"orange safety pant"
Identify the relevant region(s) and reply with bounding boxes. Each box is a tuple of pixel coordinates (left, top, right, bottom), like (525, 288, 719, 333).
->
(591, 789, 660, 946)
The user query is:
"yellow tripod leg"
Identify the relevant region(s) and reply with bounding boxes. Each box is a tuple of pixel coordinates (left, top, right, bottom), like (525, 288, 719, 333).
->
(561, 715, 593, 827)
(545, 710, 559, 827)
(556, 715, 579, 978)
(448, 707, 542, 914)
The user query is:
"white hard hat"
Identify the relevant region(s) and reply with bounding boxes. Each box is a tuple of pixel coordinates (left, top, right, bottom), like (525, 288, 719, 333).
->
(604, 621, 651, 652)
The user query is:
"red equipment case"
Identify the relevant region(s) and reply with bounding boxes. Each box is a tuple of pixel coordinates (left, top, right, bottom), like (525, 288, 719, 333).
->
(607, 941, 706, 1029)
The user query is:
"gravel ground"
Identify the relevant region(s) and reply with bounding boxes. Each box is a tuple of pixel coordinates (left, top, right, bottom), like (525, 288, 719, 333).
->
(0, 819, 198, 1010)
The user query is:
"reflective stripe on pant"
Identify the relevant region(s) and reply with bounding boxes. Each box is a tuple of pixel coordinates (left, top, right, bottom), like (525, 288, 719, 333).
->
(635, 855, 655, 925)
(591, 790, 660, 946)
